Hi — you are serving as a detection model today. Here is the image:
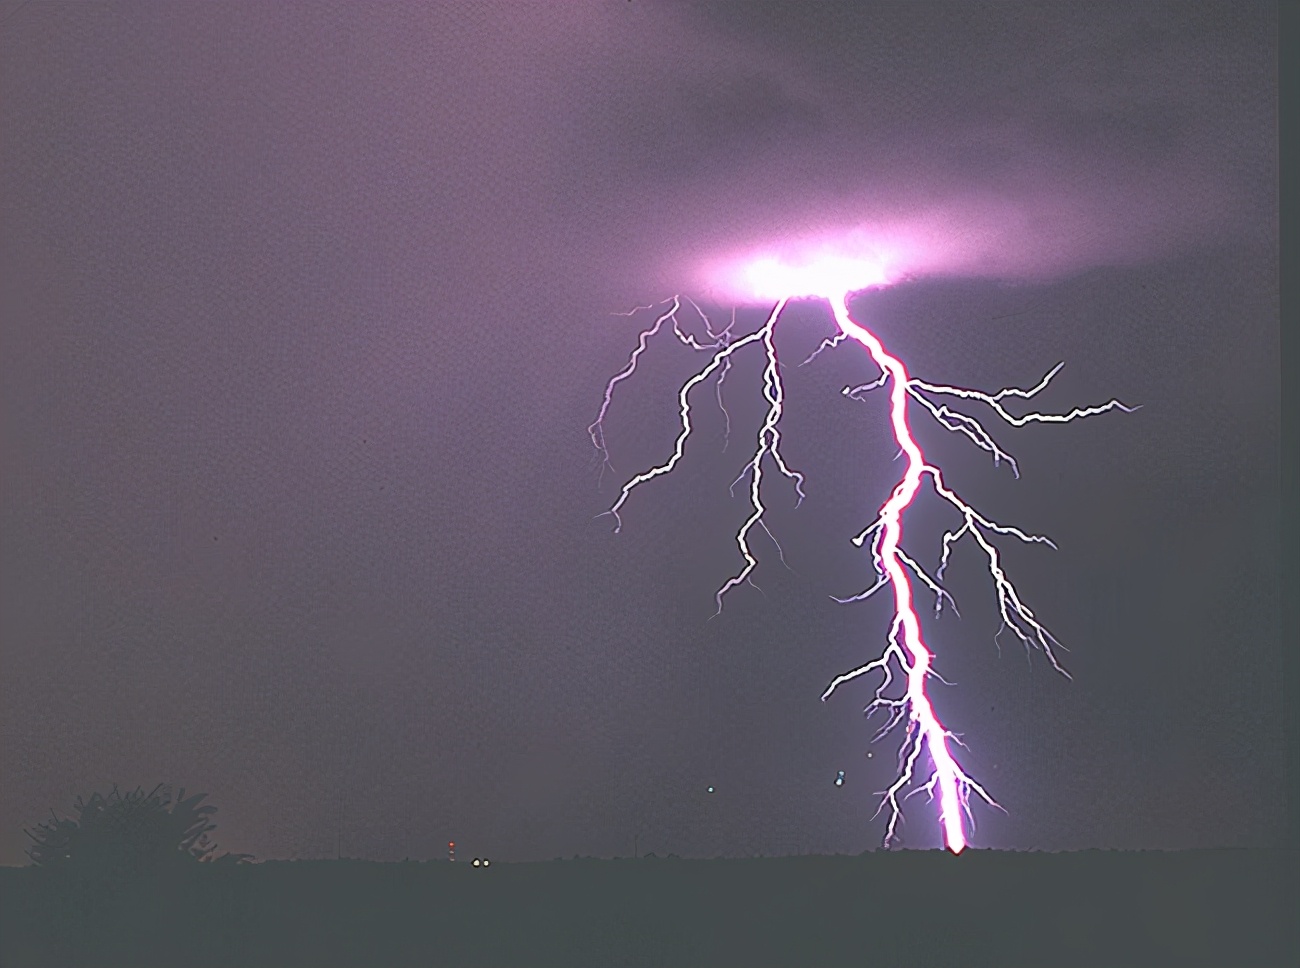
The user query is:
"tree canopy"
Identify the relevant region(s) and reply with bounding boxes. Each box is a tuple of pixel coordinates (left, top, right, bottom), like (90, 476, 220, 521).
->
(24, 783, 251, 875)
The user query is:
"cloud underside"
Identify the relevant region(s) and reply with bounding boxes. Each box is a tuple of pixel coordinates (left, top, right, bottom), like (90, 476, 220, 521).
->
(549, 2, 1272, 297)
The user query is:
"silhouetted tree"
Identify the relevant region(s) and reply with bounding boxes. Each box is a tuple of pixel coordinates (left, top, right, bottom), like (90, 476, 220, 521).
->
(24, 783, 252, 877)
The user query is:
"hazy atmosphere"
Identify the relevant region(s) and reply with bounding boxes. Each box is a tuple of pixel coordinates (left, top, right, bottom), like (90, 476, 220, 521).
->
(1, 2, 1280, 867)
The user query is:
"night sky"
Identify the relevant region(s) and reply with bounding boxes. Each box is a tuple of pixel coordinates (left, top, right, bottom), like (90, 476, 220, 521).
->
(0, 2, 1280, 865)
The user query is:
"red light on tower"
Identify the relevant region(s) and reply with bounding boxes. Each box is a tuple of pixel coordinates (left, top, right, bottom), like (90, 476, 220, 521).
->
(448, 841, 456, 863)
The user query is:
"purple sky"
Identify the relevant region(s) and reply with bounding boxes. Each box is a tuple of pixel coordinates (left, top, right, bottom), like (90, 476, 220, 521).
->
(0, 2, 1279, 863)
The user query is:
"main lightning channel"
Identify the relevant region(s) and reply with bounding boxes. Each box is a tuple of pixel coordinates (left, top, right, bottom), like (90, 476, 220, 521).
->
(825, 294, 973, 853)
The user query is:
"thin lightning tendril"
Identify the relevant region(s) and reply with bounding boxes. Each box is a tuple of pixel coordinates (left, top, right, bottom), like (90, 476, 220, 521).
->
(594, 289, 1131, 853)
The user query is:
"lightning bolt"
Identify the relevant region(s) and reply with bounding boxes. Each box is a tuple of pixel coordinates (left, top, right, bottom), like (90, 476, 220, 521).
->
(594, 284, 1133, 854)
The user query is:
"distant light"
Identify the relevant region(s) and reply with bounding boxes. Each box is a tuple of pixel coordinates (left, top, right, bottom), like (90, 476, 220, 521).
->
(835, 770, 845, 787)
(482, 858, 490, 867)
(472, 858, 481, 867)
(707, 786, 714, 794)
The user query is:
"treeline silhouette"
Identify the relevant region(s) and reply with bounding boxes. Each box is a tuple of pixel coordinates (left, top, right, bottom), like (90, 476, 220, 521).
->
(3, 785, 1296, 967)
(23, 783, 251, 874)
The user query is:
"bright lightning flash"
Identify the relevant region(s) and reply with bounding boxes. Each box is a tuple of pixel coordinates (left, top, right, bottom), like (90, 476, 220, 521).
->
(591, 256, 1134, 854)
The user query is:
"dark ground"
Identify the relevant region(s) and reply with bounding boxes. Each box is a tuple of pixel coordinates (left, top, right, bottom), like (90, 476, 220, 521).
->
(1, 848, 1296, 967)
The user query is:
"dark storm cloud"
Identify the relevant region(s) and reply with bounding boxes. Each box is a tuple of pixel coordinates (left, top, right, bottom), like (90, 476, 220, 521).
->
(553, 2, 1273, 293)
(0, 1, 1278, 865)
(565, 40, 828, 183)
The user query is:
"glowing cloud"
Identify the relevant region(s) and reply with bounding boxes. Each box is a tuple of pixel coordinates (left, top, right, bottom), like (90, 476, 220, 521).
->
(705, 232, 910, 304)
